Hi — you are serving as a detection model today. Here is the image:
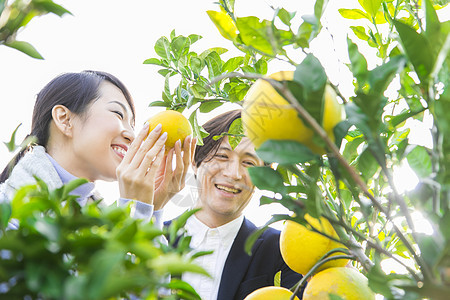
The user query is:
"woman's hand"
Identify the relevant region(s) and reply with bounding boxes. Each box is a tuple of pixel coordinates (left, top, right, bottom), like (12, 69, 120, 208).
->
(116, 123, 167, 204)
(153, 135, 196, 210)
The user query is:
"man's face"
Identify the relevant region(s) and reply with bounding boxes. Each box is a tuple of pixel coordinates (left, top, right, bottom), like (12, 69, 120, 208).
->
(193, 137, 264, 227)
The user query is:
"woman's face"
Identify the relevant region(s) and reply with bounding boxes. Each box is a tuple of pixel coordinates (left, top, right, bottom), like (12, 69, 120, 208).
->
(67, 81, 135, 181)
(194, 136, 264, 226)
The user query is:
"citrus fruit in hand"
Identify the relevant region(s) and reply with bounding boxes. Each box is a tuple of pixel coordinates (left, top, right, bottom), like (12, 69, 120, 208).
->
(303, 267, 375, 299)
(280, 214, 348, 275)
(146, 110, 192, 152)
(242, 71, 344, 154)
(244, 286, 299, 300)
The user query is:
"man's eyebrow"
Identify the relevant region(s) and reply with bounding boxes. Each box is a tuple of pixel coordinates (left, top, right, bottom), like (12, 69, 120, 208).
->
(218, 146, 259, 160)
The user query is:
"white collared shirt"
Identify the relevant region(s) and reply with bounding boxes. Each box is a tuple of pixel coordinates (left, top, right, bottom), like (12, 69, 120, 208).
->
(182, 214, 244, 300)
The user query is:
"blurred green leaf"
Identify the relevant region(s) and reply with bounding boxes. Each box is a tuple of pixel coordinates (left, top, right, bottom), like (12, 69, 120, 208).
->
(248, 166, 286, 194)
(277, 8, 296, 26)
(406, 146, 432, 178)
(358, 0, 382, 18)
(256, 140, 317, 165)
(393, 19, 434, 84)
(236, 16, 274, 55)
(274, 270, 281, 287)
(3, 123, 22, 152)
(4, 40, 43, 59)
(347, 37, 368, 84)
(338, 8, 369, 20)
(227, 117, 243, 149)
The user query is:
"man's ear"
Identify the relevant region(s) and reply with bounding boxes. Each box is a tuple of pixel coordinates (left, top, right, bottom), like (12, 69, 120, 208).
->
(51, 105, 74, 137)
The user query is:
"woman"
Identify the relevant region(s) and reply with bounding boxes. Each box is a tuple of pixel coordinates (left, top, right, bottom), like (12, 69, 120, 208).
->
(0, 70, 195, 227)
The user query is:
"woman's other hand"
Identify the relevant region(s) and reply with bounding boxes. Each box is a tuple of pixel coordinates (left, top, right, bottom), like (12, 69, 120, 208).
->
(116, 123, 166, 204)
(154, 135, 196, 210)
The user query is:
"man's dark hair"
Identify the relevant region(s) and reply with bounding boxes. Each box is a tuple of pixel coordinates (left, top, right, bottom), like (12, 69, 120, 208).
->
(194, 109, 241, 168)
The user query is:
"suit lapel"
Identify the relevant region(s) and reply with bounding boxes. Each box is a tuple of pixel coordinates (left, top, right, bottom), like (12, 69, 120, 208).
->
(217, 218, 263, 300)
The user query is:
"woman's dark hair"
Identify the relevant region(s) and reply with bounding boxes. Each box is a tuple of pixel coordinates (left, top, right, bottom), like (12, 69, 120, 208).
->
(194, 109, 242, 168)
(0, 70, 135, 183)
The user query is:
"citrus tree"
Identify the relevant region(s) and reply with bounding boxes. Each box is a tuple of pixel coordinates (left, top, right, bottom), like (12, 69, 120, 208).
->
(0, 0, 71, 59)
(145, 0, 449, 299)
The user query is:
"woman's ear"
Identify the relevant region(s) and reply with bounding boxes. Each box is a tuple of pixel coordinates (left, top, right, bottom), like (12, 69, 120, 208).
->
(51, 105, 74, 137)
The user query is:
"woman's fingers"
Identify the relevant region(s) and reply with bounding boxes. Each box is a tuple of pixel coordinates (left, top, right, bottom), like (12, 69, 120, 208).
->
(135, 132, 167, 176)
(121, 123, 151, 165)
(128, 125, 164, 169)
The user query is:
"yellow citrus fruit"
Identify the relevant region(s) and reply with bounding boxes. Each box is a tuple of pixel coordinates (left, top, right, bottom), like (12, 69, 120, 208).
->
(280, 214, 348, 275)
(244, 286, 299, 300)
(146, 110, 192, 152)
(303, 267, 375, 300)
(242, 71, 344, 154)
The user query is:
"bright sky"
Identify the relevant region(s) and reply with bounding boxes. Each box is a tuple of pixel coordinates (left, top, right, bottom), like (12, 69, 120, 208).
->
(0, 0, 323, 225)
(1, 0, 442, 226)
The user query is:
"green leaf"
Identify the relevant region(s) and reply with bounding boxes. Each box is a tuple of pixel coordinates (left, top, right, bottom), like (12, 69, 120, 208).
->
(222, 56, 244, 73)
(188, 34, 202, 44)
(358, 0, 382, 18)
(148, 101, 170, 107)
(406, 146, 432, 178)
(338, 8, 370, 20)
(347, 37, 368, 84)
(227, 118, 243, 149)
(207, 10, 238, 41)
(189, 110, 209, 145)
(5, 40, 43, 59)
(294, 54, 327, 92)
(204, 51, 223, 81)
(190, 56, 203, 75)
(274, 270, 281, 287)
(368, 55, 406, 97)
(155, 36, 171, 59)
(236, 16, 274, 55)
(171, 36, 190, 59)
(314, 0, 329, 22)
(393, 19, 435, 84)
(277, 8, 295, 26)
(296, 21, 313, 48)
(423, 0, 441, 44)
(3, 123, 22, 152)
(254, 58, 268, 75)
(166, 279, 201, 300)
(151, 253, 210, 277)
(32, 0, 72, 17)
(143, 57, 162, 66)
(199, 100, 223, 113)
(244, 225, 267, 255)
(248, 166, 286, 193)
(350, 26, 370, 41)
(257, 140, 317, 164)
(356, 148, 379, 181)
(0, 202, 12, 230)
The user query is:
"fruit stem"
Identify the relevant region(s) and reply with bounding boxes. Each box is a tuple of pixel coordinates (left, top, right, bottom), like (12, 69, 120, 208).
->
(289, 254, 356, 300)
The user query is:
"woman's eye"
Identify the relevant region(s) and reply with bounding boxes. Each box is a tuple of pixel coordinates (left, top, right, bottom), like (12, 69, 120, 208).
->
(113, 111, 124, 119)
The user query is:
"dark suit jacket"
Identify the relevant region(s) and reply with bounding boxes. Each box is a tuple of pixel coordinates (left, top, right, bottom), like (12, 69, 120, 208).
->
(165, 217, 303, 300)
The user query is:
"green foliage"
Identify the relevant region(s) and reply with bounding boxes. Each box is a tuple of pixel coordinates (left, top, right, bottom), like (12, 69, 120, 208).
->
(147, 0, 450, 299)
(0, 180, 206, 299)
(0, 0, 71, 59)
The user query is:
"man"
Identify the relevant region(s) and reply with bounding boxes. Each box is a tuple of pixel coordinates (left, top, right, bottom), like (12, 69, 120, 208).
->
(167, 110, 302, 300)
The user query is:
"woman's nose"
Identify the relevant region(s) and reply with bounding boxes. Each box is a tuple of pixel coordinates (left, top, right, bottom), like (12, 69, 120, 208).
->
(122, 125, 135, 144)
